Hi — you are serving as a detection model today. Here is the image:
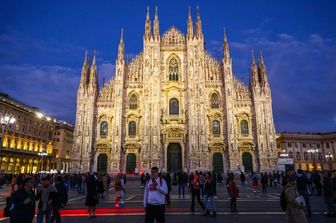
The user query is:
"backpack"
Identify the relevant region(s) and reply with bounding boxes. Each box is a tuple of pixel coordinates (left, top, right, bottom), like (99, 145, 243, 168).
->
(280, 188, 287, 211)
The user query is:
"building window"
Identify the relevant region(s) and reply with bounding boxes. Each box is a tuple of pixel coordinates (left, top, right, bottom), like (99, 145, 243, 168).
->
(318, 152, 323, 161)
(210, 93, 219, 108)
(316, 144, 320, 148)
(288, 151, 293, 158)
(304, 152, 308, 160)
(212, 120, 220, 136)
(296, 152, 301, 160)
(168, 58, 179, 81)
(302, 143, 306, 148)
(295, 142, 298, 147)
(129, 121, 136, 136)
(310, 143, 314, 148)
(129, 94, 138, 109)
(100, 121, 108, 138)
(169, 98, 179, 115)
(326, 143, 330, 148)
(240, 120, 249, 135)
(287, 142, 292, 147)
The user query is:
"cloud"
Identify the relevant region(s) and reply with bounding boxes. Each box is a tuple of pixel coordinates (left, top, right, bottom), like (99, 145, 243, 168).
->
(208, 28, 336, 132)
(235, 32, 336, 132)
(0, 64, 80, 123)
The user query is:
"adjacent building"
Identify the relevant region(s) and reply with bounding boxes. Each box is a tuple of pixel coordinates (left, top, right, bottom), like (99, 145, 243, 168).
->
(0, 93, 57, 173)
(277, 132, 336, 171)
(52, 122, 74, 173)
(72, 7, 278, 174)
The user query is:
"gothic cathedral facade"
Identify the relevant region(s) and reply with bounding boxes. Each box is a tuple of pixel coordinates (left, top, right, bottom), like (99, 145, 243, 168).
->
(72, 7, 278, 174)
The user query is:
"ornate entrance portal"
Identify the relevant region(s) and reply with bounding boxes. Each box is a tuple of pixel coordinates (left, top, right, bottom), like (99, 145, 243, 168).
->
(97, 154, 108, 173)
(213, 152, 224, 173)
(242, 152, 253, 173)
(167, 143, 182, 173)
(126, 153, 136, 174)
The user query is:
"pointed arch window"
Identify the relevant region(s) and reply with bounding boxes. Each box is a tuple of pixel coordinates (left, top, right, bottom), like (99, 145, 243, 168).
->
(240, 120, 249, 135)
(128, 121, 136, 137)
(210, 93, 220, 108)
(129, 94, 138, 109)
(168, 58, 179, 81)
(169, 98, 179, 115)
(212, 120, 220, 136)
(100, 121, 108, 138)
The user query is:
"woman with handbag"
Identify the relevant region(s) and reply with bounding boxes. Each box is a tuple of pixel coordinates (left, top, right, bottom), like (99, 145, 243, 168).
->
(285, 176, 307, 223)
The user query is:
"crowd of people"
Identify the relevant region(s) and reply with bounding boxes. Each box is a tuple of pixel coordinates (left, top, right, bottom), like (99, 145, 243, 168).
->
(1, 168, 335, 223)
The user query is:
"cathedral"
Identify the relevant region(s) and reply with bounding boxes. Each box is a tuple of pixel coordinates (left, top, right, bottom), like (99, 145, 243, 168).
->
(72, 7, 278, 174)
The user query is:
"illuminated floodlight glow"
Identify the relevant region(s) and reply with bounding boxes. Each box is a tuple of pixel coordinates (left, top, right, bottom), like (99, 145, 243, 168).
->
(36, 112, 44, 118)
(46, 117, 51, 121)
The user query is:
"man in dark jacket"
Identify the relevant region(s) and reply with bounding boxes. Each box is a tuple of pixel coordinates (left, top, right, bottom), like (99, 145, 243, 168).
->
(296, 169, 312, 217)
(36, 177, 58, 223)
(51, 175, 68, 223)
(10, 177, 36, 223)
(322, 171, 336, 217)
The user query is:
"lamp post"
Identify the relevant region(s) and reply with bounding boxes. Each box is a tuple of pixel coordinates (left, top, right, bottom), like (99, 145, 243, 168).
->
(38, 150, 48, 172)
(325, 152, 333, 171)
(0, 112, 16, 148)
(308, 149, 319, 171)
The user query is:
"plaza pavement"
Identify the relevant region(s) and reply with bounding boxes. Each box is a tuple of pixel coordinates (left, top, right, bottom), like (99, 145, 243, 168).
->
(0, 178, 334, 223)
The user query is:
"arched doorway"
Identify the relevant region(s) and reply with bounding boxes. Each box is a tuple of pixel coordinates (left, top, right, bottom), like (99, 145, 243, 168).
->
(213, 153, 224, 173)
(242, 152, 253, 173)
(167, 143, 182, 173)
(126, 153, 137, 174)
(97, 154, 108, 173)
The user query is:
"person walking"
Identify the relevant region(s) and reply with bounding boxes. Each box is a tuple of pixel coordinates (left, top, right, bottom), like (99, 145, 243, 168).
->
(85, 174, 99, 218)
(285, 176, 307, 223)
(322, 171, 336, 217)
(9, 177, 36, 223)
(177, 170, 187, 199)
(296, 169, 312, 217)
(261, 173, 267, 192)
(36, 177, 58, 223)
(190, 171, 205, 213)
(97, 175, 105, 199)
(240, 172, 246, 187)
(114, 174, 125, 208)
(203, 172, 216, 217)
(143, 167, 168, 223)
(228, 173, 239, 212)
(51, 175, 68, 223)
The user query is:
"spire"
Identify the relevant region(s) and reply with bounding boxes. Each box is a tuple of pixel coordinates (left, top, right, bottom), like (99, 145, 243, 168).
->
(92, 49, 96, 67)
(223, 28, 230, 63)
(144, 6, 152, 40)
(118, 28, 125, 62)
(80, 50, 90, 85)
(258, 50, 269, 89)
(187, 5, 193, 39)
(153, 6, 160, 40)
(195, 5, 203, 38)
(250, 49, 259, 87)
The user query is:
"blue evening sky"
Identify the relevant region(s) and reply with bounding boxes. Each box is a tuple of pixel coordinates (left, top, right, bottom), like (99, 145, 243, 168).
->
(0, 0, 335, 132)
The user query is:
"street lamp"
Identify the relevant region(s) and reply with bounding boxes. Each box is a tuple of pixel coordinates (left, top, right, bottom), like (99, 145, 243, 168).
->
(325, 152, 333, 171)
(38, 151, 48, 172)
(307, 149, 319, 171)
(0, 112, 16, 148)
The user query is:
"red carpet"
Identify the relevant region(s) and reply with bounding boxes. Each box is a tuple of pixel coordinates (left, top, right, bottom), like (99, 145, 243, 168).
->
(1, 207, 190, 218)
